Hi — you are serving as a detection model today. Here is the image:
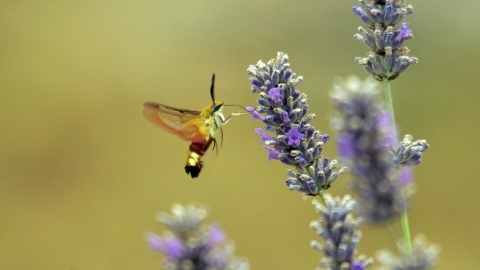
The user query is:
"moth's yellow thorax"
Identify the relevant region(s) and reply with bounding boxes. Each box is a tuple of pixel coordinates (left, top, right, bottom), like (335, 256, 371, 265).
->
(199, 101, 223, 118)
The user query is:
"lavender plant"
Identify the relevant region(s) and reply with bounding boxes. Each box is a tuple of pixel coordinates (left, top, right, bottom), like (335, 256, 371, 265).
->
(146, 1, 440, 269)
(330, 0, 437, 268)
(146, 204, 249, 270)
(239, 0, 439, 267)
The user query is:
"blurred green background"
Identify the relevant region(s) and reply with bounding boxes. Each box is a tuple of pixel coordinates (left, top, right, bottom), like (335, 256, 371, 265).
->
(1, 0, 479, 269)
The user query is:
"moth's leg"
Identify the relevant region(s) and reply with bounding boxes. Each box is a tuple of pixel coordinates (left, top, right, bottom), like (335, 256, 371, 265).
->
(222, 115, 231, 125)
(220, 127, 224, 148)
(212, 138, 219, 156)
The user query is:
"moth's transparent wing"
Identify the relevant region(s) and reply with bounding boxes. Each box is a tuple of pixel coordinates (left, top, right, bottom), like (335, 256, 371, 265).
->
(143, 102, 207, 142)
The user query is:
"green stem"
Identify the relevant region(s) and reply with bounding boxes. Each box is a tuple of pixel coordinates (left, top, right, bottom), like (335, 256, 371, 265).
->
(318, 191, 326, 205)
(401, 210, 412, 253)
(383, 79, 412, 253)
(383, 79, 397, 140)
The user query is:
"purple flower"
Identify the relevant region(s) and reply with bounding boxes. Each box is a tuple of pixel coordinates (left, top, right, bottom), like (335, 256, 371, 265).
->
(246, 106, 263, 121)
(268, 87, 283, 102)
(352, 261, 365, 270)
(285, 126, 304, 146)
(163, 237, 185, 260)
(208, 224, 226, 245)
(396, 22, 412, 42)
(145, 233, 186, 260)
(352, 6, 373, 26)
(321, 134, 329, 143)
(263, 146, 279, 161)
(145, 232, 164, 251)
(282, 111, 291, 125)
(255, 128, 274, 143)
(250, 110, 264, 122)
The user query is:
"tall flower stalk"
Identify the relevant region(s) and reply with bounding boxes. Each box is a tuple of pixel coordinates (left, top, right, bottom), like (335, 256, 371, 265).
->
(353, 0, 418, 250)
(349, 0, 438, 268)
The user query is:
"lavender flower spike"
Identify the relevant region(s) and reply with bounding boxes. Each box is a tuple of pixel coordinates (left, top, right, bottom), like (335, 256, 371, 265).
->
(310, 194, 373, 270)
(146, 204, 249, 270)
(376, 235, 440, 270)
(247, 52, 347, 196)
(331, 77, 407, 223)
(352, 0, 417, 81)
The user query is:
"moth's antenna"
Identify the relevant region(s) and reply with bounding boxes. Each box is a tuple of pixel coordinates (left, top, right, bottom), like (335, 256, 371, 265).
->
(210, 73, 216, 104)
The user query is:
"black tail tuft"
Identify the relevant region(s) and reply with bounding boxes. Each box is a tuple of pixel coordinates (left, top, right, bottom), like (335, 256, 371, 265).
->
(185, 165, 201, 178)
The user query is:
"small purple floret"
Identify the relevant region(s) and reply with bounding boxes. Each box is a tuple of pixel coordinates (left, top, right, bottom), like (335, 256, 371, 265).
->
(321, 134, 329, 143)
(250, 110, 264, 122)
(263, 146, 279, 161)
(249, 77, 263, 87)
(285, 126, 304, 147)
(208, 224, 226, 245)
(146, 233, 164, 251)
(351, 261, 365, 270)
(164, 238, 186, 260)
(282, 111, 291, 125)
(255, 128, 274, 143)
(282, 111, 289, 121)
(268, 87, 283, 103)
(352, 6, 363, 16)
(396, 22, 411, 42)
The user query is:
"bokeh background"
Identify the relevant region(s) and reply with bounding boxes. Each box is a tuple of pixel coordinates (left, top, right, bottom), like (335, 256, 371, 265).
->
(1, 0, 479, 269)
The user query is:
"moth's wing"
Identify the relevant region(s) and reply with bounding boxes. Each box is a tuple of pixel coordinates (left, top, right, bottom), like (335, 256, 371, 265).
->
(143, 102, 207, 142)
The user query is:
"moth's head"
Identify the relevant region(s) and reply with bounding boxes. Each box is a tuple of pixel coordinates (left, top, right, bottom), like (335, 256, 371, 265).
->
(212, 101, 224, 113)
(201, 101, 224, 116)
